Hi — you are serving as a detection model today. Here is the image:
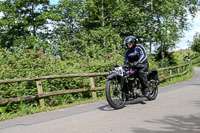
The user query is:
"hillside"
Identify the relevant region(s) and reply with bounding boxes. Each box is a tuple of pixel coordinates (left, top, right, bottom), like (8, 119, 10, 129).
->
(173, 49, 200, 66)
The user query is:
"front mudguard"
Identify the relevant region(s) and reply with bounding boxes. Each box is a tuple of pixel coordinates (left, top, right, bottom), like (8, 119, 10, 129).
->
(107, 74, 123, 83)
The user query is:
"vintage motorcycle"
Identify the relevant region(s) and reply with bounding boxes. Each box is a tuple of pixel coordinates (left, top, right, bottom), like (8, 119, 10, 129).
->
(105, 62, 159, 109)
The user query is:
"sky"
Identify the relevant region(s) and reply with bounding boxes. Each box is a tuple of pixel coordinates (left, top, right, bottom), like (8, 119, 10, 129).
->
(50, 0, 59, 5)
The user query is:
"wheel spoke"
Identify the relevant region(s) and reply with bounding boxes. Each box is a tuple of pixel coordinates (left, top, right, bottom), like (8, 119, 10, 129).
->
(106, 79, 126, 109)
(147, 79, 158, 100)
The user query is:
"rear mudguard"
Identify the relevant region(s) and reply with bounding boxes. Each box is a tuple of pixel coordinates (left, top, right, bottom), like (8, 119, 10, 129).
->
(147, 70, 159, 81)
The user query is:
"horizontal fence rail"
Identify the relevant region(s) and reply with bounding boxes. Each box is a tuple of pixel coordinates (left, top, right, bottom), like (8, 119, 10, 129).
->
(0, 63, 190, 106)
(0, 73, 109, 84)
(158, 63, 190, 82)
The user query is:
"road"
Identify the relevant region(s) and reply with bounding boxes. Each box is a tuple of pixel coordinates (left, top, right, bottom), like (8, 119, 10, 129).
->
(0, 67, 200, 133)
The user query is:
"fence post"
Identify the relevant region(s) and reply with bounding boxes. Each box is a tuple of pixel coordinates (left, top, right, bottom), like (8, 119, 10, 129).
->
(36, 80, 45, 107)
(188, 63, 190, 69)
(90, 77, 97, 98)
(177, 67, 180, 74)
(187, 63, 190, 75)
(182, 66, 184, 73)
(170, 68, 172, 81)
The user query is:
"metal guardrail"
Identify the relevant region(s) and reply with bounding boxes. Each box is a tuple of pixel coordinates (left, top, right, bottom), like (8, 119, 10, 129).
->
(0, 63, 190, 106)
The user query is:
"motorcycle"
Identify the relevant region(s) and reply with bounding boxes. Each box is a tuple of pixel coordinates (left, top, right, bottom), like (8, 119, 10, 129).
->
(105, 62, 159, 109)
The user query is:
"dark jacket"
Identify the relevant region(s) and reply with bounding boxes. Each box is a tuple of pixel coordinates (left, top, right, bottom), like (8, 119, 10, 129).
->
(124, 44, 148, 64)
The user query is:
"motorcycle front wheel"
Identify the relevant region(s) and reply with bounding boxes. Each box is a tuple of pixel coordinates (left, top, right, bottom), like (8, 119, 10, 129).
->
(106, 79, 126, 109)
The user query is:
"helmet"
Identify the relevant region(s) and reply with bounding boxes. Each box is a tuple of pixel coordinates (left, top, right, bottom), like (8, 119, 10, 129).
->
(124, 36, 137, 49)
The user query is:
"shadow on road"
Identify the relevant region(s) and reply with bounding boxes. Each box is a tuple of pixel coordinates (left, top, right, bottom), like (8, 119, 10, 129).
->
(132, 114, 200, 133)
(126, 98, 148, 105)
(194, 100, 200, 108)
(98, 98, 147, 111)
(133, 114, 200, 133)
(98, 104, 114, 111)
(190, 84, 200, 86)
(132, 100, 200, 133)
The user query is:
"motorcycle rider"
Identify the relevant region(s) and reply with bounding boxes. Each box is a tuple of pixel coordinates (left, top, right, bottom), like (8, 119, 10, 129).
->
(124, 36, 150, 98)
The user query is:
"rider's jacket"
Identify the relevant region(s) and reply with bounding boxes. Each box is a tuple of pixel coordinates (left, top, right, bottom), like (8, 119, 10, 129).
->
(124, 44, 148, 64)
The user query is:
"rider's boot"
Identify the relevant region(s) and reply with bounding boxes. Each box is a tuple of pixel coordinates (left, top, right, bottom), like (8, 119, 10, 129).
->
(144, 88, 150, 97)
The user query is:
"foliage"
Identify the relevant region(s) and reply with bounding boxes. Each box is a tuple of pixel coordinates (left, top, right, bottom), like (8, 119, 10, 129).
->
(0, 0, 57, 52)
(191, 32, 200, 53)
(154, 45, 177, 67)
(1, 0, 200, 57)
(0, 47, 119, 112)
(192, 56, 200, 67)
(0, 102, 11, 114)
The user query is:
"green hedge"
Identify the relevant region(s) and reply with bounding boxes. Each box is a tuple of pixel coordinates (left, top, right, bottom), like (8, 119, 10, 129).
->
(0, 47, 161, 113)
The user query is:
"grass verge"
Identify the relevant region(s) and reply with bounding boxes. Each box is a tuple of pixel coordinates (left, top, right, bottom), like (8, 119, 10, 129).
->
(159, 67, 194, 87)
(191, 55, 200, 67)
(0, 96, 106, 121)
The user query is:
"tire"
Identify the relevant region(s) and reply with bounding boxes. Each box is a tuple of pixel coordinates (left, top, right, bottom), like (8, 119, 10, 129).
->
(106, 79, 126, 109)
(147, 79, 158, 100)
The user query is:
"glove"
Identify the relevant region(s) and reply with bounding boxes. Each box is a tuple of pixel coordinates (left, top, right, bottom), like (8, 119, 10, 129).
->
(133, 61, 138, 66)
(129, 61, 138, 67)
(136, 63, 144, 68)
(123, 64, 129, 71)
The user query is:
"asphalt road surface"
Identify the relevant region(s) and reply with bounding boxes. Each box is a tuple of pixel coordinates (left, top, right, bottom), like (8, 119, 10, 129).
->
(0, 67, 200, 133)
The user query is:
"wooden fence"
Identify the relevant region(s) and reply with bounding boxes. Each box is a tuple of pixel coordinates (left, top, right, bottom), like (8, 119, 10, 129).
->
(0, 63, 190, 106)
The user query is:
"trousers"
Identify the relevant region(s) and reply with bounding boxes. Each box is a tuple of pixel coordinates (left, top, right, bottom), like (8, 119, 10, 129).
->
(137, 62, 149, 93)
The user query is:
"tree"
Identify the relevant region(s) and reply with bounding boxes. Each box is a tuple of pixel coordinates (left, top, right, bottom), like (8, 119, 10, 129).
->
(0, 0, 51, 50)
(151, 0, 200, 62)
(191, 32, 200, 53)
(78, 0, 121, 56)
(49, 0, 83, 58)
(1, 0, 199, 61)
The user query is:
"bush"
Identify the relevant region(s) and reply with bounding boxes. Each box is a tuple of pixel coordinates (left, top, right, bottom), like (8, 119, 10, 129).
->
(0, 47, 124, 112)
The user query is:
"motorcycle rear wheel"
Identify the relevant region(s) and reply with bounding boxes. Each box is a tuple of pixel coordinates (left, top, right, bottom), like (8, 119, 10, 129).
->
(106, 79, 126, 109)
(147, 80, 158, 100)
